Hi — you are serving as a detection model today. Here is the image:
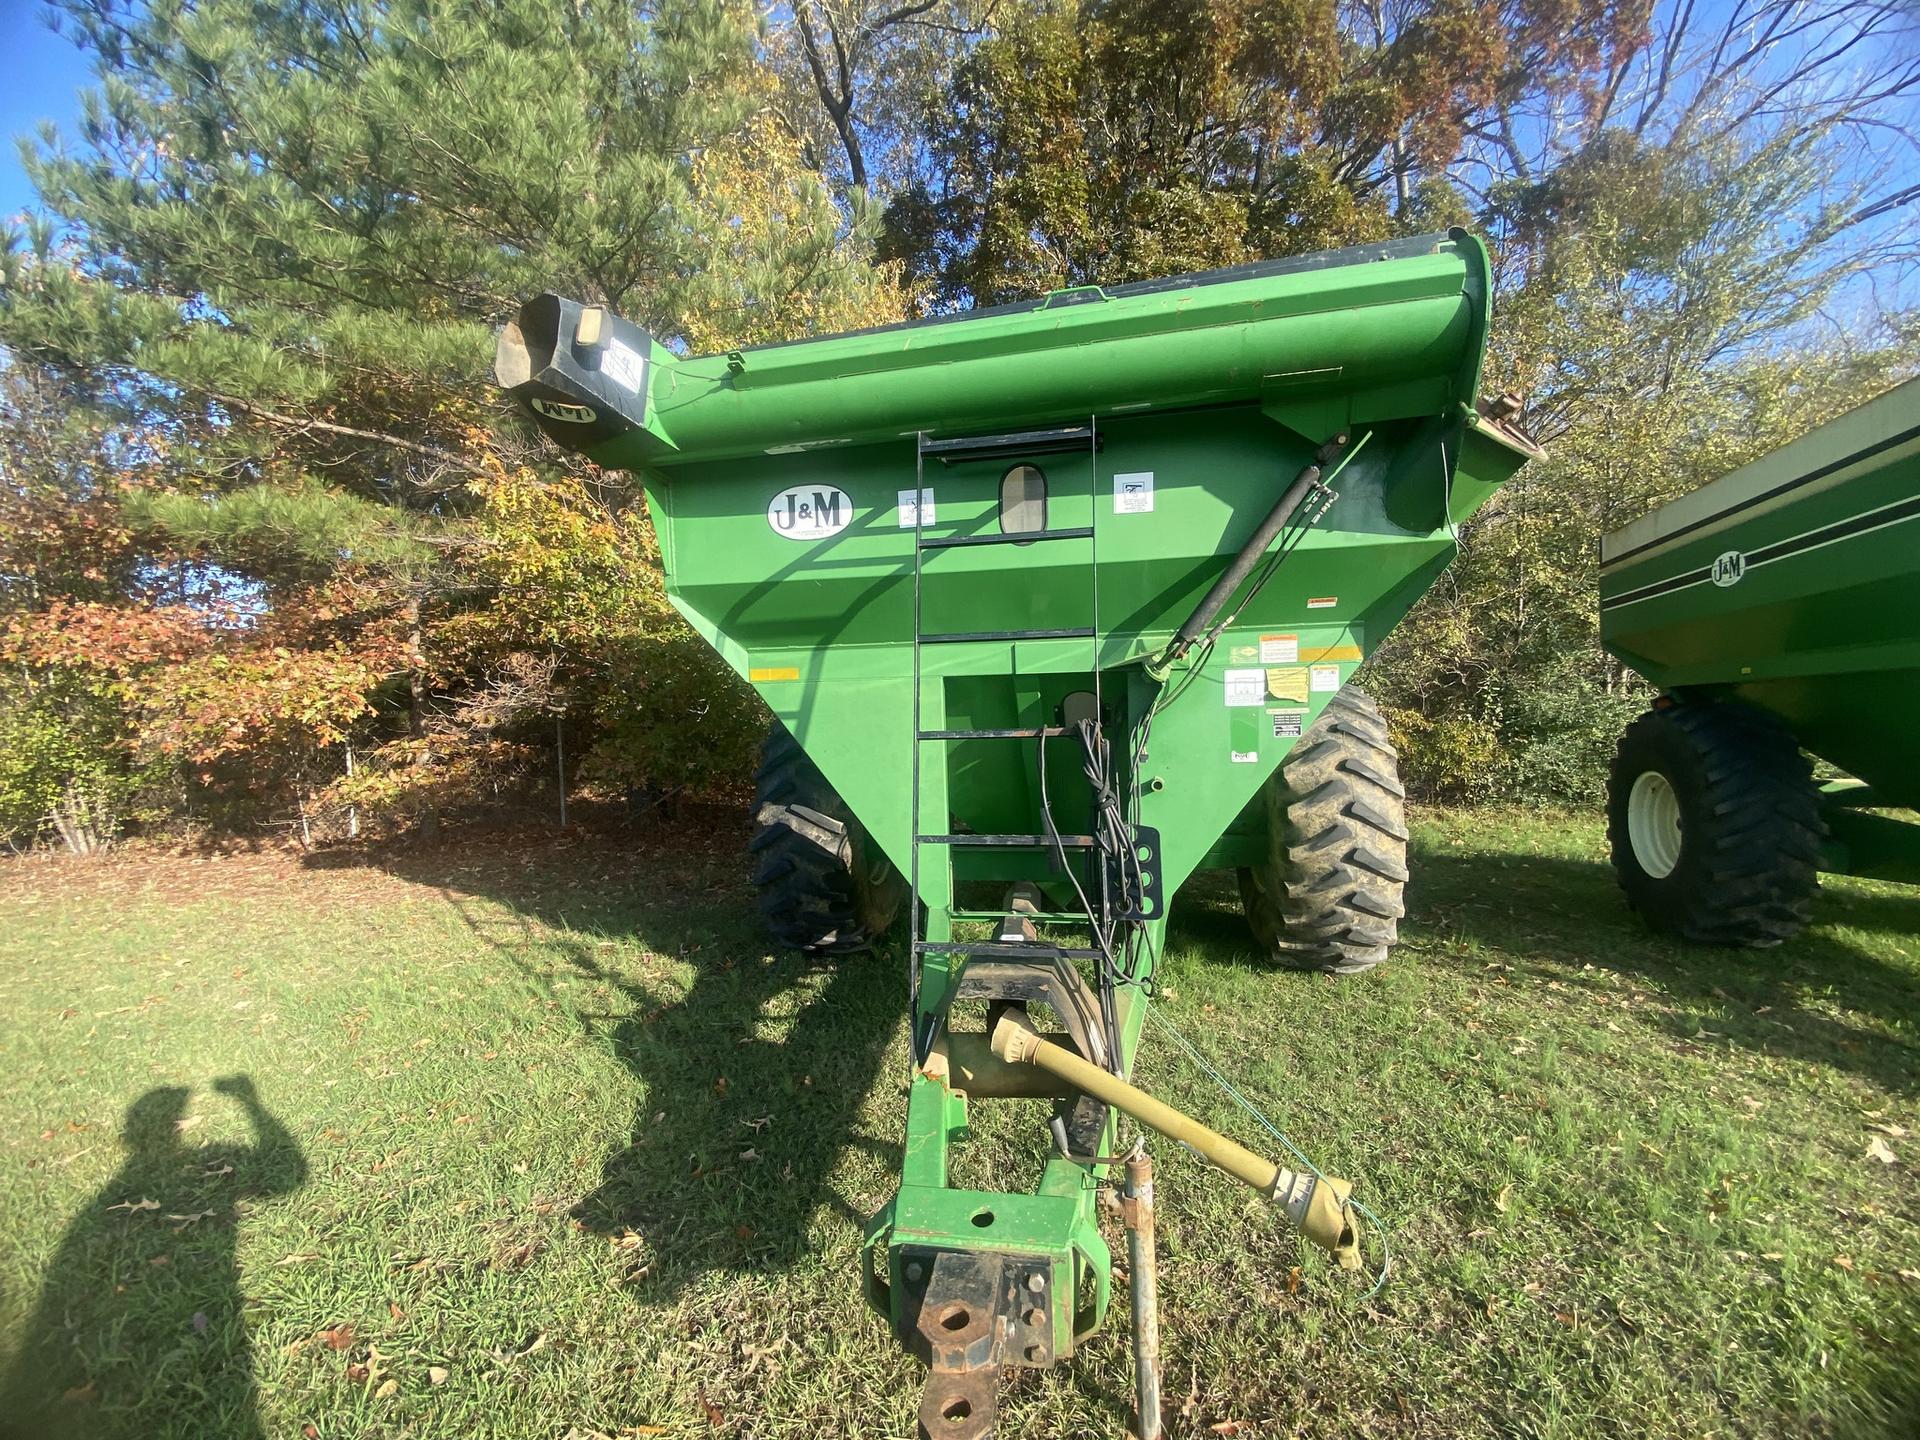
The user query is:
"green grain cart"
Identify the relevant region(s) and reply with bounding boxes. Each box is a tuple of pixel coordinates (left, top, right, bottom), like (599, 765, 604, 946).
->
(1601, 376, 1920, 945)
(497, 230, 1538, 1437)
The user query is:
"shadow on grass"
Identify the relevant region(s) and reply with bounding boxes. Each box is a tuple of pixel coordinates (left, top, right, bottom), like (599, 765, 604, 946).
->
(0, 1078, 306, 1440)
(1162, 837, 1920, 1093)
(1407, 840, 1920, 1093)
(309, 820, 904, 1298)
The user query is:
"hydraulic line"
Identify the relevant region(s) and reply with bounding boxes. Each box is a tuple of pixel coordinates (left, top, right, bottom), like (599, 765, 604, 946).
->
(1145, 431, 1352, 681)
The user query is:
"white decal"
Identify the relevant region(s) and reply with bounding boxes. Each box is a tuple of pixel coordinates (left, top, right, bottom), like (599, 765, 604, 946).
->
(1224, 668, 1265, 707)
(767, 485, 853, 540)
(1231, 750, 1259, 764)
(1306, 596, 1337, 609)
(531, 396, 596, 425)
(1309, 664, 1341, 693)
(1271, 710, 1305, 739)
(602, 337, 647, 393)
(898, 488, 935, 528)
(1259, 633, 1298, 664)
(1711, 551, 1746, 587)
(1114, 471, 1155, 514)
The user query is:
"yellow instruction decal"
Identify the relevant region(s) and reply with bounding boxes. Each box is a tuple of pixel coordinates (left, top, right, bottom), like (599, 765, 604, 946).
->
(1265, 667, 1310, 705)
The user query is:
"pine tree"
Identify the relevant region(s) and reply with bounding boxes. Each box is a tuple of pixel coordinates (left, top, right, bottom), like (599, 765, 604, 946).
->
(0, 0, 901, 841)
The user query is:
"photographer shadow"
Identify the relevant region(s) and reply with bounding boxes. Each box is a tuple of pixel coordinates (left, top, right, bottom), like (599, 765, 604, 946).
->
(0, 1078, 306, 1440)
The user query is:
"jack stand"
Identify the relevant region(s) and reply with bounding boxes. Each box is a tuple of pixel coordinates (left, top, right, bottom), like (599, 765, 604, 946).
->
(1123, 1148, 1162, 1440)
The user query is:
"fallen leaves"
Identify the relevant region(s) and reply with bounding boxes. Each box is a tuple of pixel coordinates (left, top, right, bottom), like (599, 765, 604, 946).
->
(428, 1365, 450, 1386)
(1493, 1184, 1512, 1214)
(319, 1324, 356, 1351)
(107, 1197, 159, 1214)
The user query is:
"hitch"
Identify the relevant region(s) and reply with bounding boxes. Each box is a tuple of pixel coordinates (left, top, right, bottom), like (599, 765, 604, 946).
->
(897, 1247, 1058, 1440)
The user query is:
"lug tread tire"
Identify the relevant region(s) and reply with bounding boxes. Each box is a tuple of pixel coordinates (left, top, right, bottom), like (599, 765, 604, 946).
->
(1605, 701, 1822, 947)
(1237, 686, 1409, 975)
(751, 722, 905, 955)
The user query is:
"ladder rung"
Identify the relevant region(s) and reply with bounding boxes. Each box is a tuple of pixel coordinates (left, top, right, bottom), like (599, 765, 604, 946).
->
(918, 527, 1094, 551)
(920, 627, 1095, 645)
(920, 426, 1099, 460)
(918, 727, 1066, 740)
(917, 833, 1098, 848)
(947, 909, 1095, 926)
(913, 941, 1103, 959)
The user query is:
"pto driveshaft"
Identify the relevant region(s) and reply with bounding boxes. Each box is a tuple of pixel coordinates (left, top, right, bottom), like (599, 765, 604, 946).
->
(990, 1014, 1361, 1268)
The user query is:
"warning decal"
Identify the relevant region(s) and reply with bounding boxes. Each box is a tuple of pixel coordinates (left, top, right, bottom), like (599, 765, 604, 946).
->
(1224, 668, 1265, 707)
(1309, 663, 1341, 693)
(1114, 472, 1155, 514)
(1259, 633, 1299, 664)
(602, 337, 647, 393)
(897, 488, 935, 528)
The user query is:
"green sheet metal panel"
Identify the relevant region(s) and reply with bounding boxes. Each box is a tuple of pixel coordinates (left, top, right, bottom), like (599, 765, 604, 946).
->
(503, 230, 1536, 898)
(1600, 376, 1920, 806)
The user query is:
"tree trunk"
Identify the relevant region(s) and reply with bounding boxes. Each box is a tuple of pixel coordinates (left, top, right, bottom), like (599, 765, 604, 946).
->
(406, 595, 441, 843)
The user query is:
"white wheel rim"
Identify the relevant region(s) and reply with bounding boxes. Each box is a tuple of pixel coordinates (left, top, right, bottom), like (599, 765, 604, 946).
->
(1627, 770, 1684, 879)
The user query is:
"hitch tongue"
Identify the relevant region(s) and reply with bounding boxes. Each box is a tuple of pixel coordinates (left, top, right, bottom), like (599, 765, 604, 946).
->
(989, 1014, 1361, 1269)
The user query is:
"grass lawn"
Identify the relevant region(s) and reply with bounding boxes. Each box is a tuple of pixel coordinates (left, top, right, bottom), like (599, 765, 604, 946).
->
(1, 807, 1916, 1440)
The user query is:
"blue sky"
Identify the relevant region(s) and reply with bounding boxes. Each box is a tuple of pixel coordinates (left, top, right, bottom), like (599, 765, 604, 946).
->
(2, 0, 1912, 324)
(0, 2, 91, 222)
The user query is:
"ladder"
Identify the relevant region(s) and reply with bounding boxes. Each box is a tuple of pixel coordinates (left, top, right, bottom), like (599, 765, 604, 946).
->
(906, 422, 1108, 1063)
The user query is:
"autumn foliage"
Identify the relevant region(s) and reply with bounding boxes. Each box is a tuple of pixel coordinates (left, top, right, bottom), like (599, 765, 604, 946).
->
(1, 0, 1915, 847)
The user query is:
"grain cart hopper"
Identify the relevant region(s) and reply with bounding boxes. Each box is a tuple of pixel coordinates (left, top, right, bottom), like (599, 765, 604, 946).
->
(497, 230, 1538, 1437)
(1601, 376, 1920, 946)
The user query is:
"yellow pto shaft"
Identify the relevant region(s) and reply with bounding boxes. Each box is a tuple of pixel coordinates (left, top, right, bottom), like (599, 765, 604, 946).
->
(989, 1013, 1361, 1268)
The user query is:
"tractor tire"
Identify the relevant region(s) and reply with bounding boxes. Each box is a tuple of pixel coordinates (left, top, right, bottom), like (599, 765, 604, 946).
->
(1606, 700, 1823, 946)
(750, 721, 906, 955)
(1237, 685, 1409, 975)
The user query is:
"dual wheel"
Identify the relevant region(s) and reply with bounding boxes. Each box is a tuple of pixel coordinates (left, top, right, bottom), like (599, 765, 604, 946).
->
(748, 685, 1412, 975)
(1607, 699, 1823, 946)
